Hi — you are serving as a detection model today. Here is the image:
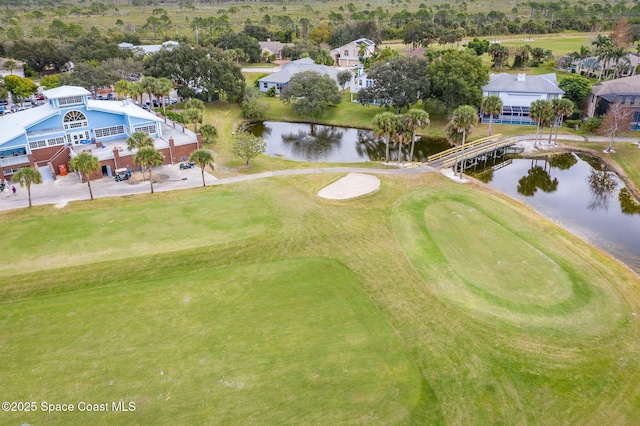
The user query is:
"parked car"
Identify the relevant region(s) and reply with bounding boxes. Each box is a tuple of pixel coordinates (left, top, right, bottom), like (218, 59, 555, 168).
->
(179, 161, 196, 169)
(0, 99, 9, 105)
(35, 94, 45, 101)
(106, 93, 115, 100)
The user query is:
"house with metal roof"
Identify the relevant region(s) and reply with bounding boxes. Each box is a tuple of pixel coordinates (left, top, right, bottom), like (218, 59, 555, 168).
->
(0, 85, 199, 183)
(586, 74, 640, 129)
(118, 40, 179, 56)
(257, 58, 346, 94)
(330, 38, 375, 68)
(481, 73, 565, 125)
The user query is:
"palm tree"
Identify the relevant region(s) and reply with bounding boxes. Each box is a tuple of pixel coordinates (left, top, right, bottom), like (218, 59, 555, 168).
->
(114, 79, 131, 101)
(199, 124, 218, 144)
(402, 109, 430, 162)
(12, 166, 42, 207)
(183, 98, 205, 132)
(126, 131, 154, 151)
(396, 120, 412, 163)
(529, 99, 553, 148)
(140, 76, 158, 111)
(448, 105, 479, 178)
(153, 77, 173, 113)
(372, 112, 399, 162)
(129, 82, 144, 106)
(570, 45, 591, 75)
(593, 36, 614, 80)
(552, 98, 574, 144)
(134, 146, 164, 193)
(609, 47, 627, 79)
(183, 108, 203, 132)
(185, 98, 205, 111)
(69, 152, 100, 200)
(189, 149, 214, 187)
(480, 95, 503, 136)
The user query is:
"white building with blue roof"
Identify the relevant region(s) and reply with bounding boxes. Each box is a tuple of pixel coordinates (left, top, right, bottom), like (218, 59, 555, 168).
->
(0, 85, 199, 182)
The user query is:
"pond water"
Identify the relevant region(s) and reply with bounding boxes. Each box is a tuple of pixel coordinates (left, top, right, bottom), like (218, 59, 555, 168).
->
(477, 153, 640, 273)
(247, 121, 450, 162)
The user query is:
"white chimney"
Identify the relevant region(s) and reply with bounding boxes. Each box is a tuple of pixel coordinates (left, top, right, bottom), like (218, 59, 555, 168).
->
(517, 73, 526, 82)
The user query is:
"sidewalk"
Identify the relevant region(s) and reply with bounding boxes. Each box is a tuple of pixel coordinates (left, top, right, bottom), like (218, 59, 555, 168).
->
(0, 164, 218, 211)
(1, 135, 637, 211)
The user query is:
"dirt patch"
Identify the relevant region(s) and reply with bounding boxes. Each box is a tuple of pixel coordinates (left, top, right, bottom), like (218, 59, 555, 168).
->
(128, 171, 169, 184)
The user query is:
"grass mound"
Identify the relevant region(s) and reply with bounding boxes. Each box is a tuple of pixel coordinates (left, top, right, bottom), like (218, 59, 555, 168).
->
(392, 188, 627, 337)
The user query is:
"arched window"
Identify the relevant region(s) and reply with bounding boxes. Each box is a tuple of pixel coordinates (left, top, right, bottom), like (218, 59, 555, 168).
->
(344, 49, 349, 57)
(63, 110, 88, 130)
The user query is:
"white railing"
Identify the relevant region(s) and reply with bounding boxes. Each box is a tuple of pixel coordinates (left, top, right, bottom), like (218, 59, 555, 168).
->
(27, 126, 65, 137)
(0, 155, 29, 167)
(184, 127, 197, 139)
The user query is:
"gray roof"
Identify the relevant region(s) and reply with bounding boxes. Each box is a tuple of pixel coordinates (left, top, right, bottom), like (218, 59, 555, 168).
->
(258, 58, 338, 84)
(354, 38, 375, 46)
(258, 40, 292, 53)
(483, 73, 564, 95)
(592, 74, 640, 100)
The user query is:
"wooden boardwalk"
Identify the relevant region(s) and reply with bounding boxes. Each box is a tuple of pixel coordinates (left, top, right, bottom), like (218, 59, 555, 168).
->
(428, 136, 517, 171)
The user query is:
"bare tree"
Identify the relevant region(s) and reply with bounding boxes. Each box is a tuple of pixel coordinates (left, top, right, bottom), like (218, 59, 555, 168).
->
(599, 102, 633, 153)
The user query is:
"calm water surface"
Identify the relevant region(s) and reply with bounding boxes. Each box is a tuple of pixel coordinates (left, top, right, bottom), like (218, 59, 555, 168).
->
(480, 153, 640, 273)
(248, 121, 449, 162)
(250, 121, 640, 273)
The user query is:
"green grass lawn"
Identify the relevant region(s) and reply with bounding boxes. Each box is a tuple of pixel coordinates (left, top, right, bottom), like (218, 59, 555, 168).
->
(0, 258, 419, 425)
(1, 173, 640, 424)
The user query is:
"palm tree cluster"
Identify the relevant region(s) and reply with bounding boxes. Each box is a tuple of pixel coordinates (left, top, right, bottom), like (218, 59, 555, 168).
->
(115, 76, 173, 112)
(371, 109, 430, 163)
(570, 34, 633, 81)
(529, 98, 575, 147)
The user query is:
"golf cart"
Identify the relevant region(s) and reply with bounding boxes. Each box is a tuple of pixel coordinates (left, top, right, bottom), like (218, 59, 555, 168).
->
(114, 168, 132, 182)
(179, 161, 196, 169)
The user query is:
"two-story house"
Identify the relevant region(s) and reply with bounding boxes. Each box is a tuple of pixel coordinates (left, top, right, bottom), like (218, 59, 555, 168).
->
(481, 73, 565, 125)
(586, 74, 640, 130)
(330, 38, 375, 68)
(0, 85, 199, 183)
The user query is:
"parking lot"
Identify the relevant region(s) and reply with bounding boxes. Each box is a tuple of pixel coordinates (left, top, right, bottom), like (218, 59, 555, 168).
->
(0, 164, 218, 211)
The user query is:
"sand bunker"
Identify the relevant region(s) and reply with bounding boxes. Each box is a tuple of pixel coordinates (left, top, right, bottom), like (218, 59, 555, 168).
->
(317, 173, 381, 200)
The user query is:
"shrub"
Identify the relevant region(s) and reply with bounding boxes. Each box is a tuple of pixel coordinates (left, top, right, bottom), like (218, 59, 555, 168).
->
(583, 117, 602, 132)
(267, 87, 277, 97)
(565, 119, 582, 130)
(165, 111, 185, 123)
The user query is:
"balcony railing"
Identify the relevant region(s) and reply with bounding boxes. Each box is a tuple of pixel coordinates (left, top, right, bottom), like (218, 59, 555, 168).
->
(0, 155, 29, 167)
(26, 126, 65, 138)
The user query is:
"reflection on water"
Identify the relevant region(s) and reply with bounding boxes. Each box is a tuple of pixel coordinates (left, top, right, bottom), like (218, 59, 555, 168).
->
(481, 153, 640, 273)
(248, 121, 450, 163)
(516, 160, 559, 196)
(587, 169, 618, 211)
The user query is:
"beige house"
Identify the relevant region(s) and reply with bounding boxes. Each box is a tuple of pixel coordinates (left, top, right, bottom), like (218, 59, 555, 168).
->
(330, 38, 375, 68)
(258, 40, 292, 61)
(587, 74, 640, 129)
